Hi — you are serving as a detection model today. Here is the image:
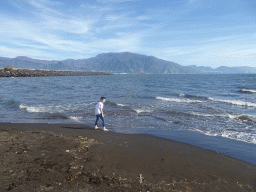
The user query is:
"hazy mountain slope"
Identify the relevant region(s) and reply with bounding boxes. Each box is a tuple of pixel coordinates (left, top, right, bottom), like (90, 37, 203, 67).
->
(70, 52, 197, 74)
(0, 56, 58, 69)
(188, 65, 256, 74)
(0, 52, 255, 74)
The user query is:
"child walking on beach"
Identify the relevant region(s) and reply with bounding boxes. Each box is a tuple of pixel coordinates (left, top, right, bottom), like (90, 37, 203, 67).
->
(95, 97, 109, 131)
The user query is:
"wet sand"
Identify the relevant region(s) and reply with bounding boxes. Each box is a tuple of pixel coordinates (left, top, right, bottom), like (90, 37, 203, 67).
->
(0, 123, 255, 192)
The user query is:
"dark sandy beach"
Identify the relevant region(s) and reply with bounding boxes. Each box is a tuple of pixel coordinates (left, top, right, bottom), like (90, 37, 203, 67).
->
(0, 123, 255, 192)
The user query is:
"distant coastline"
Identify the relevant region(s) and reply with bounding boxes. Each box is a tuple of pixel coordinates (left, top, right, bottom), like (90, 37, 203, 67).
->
(0, 68, 112, 77)
(1, 52, 256, 74)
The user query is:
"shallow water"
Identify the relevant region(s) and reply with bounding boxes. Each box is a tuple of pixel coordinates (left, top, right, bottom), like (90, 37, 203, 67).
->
(1, 74, 256, 164)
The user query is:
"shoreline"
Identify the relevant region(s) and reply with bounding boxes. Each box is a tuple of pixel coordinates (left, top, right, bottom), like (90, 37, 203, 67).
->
(1, 123, 256, 191)
(139, 128, 256, 166)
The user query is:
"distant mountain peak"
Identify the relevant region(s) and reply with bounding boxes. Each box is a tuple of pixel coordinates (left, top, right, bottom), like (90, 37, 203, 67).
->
(0, 53, 255, 74)
(15, 56, 31, 60)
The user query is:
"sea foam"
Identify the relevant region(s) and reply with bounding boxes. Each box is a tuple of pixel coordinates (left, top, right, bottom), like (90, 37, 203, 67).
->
(19, 104, 53, 113)
(117, 103, 127, 107)
(241, 89, 256, 94)
(69, 116, 82, 122)
(19, 103, 91, 114)
(156, 96, 203, 103)
(208, 98, 256, 108)
(134, 109, 153, 113)
(193, 128, 256, 144)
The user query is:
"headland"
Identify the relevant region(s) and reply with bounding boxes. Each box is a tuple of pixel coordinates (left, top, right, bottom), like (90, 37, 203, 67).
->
(0, 68, 112, 77)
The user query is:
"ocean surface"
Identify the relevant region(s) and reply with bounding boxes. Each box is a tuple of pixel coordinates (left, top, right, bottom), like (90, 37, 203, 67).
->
(1, 74, 256, 165)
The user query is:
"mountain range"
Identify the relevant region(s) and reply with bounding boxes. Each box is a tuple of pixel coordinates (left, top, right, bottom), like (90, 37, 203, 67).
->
(0, 52, 255, 74)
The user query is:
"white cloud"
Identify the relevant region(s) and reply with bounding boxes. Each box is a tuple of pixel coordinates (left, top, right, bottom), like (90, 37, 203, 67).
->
(136, 15, 150, 20)
(28, 0, 64, 17)
(221, 47, 256, 57)
(0, 46, 53, 59)
(105, 15, 120, 21)
(164, 48, 198, 56)
(178, 43, 256, 67)
(0, 17, 39, 40)
(42, 16, 93, 34)
(193, 35, 249, 44)
(84, 32, 142, 53)
(1, 0, 256, 68)
(0, 0, 144, 59)
(14, 42, 48, 50)
(95, 23, 132, 33)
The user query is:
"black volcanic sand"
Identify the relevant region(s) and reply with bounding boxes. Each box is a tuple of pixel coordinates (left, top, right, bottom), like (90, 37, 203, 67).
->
(0, 123, 255, 192)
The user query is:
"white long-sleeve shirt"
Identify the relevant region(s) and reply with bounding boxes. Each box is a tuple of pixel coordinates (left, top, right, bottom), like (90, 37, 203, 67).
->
(95, 102, 103, 115)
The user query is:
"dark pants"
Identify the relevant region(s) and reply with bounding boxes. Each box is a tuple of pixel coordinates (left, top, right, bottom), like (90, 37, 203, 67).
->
(95, 113, 105, 126)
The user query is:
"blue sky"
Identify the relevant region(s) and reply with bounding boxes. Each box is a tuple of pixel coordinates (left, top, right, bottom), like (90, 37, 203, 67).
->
(1, 0, 256, 68)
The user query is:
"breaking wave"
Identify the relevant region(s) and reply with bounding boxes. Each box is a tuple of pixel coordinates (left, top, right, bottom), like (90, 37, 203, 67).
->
(167, 110, 256, 123)
(133, 109, 153, 114)
(19, 103, 94, 114)
(241, 89, 256, 94)
(193, 128, 256, 144)
(19, 104, 54, 113)
(69, 116, 83, 122)
(179, 93, 208, 100)
(106, 101, 128, 107)
(208, 98, 256, 108)
(117, 103, 127, 107)
(156, 96, 203, 103)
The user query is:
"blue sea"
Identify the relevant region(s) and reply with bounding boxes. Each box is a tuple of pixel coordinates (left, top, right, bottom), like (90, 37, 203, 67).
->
(1, 74, 256, 165)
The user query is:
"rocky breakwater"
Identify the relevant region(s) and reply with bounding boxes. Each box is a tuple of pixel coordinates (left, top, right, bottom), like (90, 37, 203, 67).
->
(0, 68, 112, 77)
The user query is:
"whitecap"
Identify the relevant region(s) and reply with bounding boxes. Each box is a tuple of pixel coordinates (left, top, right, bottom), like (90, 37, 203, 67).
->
(241, 89, 256, 94)
(133, 109, 153, 113)
(117, 103, 127, 107)
(208, 97, 256, 108)
(220, 130, 256, 144)
(156, 96, 203, 103)
(178, 112, 255, 122)
(69, 116, 82, 122)
(19, 102, 93, 114)
(19, 104, 53, 113)
(192, 128, 256, 144)
(190, 112, 216, 117)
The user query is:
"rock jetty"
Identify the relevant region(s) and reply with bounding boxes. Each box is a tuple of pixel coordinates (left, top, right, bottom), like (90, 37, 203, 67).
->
(0, 68, 112, 77)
